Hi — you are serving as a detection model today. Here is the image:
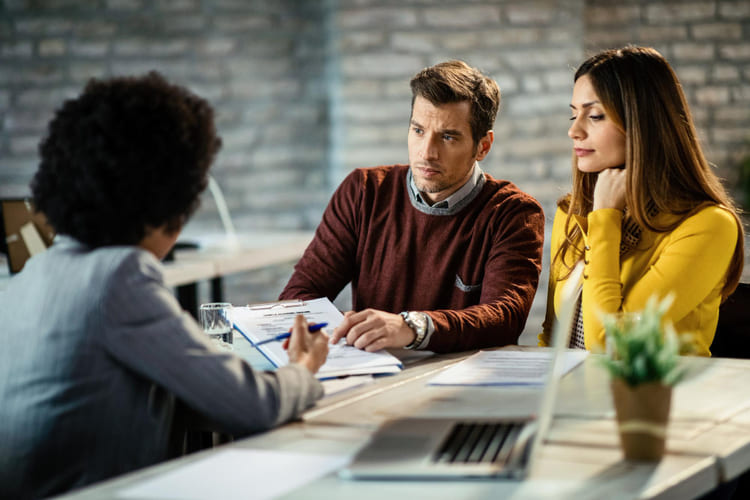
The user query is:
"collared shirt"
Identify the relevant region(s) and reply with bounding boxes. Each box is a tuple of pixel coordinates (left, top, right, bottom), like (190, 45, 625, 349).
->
(409, 162, 484, 210)
(406, 162, 485, 348)
(281, 163, 546, 352)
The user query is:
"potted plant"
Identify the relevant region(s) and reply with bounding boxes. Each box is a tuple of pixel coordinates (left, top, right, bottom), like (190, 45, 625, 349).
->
(598, 295, 688, 461)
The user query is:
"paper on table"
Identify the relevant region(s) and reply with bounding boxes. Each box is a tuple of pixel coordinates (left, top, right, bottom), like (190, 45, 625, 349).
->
(428, 350, 588, 386)
(117, 449, 350, 500)
(232, 297, 402, 379)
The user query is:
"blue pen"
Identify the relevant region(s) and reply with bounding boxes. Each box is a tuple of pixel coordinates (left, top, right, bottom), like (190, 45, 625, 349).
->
(252, 322, 328, 346)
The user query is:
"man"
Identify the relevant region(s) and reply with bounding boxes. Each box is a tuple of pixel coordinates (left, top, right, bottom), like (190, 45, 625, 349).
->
(0, 73, 329, 499)
(280, 60, 544, 353)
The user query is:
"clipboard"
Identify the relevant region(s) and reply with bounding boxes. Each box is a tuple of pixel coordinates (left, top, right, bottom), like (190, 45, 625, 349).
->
(245, 299, 310, 311)
(232, 298, 403, 379)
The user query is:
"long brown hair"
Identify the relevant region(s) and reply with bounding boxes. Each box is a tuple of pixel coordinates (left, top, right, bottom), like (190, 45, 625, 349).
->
(556, 46, 744, 299)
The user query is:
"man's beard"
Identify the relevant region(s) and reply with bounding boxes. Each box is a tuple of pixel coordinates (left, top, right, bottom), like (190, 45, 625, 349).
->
(414, 178, 445, 193)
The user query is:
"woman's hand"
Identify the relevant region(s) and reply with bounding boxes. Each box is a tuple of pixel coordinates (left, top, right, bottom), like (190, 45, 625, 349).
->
(593, 167, 627, 211)
(285, 314, 330, 374)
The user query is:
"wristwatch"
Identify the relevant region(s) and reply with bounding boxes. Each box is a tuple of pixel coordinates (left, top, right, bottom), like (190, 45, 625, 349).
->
(400, 311, 427, 350)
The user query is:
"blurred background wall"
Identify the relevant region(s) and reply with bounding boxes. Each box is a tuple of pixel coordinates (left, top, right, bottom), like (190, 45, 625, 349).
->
(1, 0, 749, 344)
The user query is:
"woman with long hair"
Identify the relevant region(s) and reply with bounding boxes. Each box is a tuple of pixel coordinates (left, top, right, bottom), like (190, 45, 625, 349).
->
(539, 46, 744, 356)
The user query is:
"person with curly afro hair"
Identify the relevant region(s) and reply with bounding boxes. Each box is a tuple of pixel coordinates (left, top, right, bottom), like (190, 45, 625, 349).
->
(0, 72, 329, 499)
(31, 71, 219, 249)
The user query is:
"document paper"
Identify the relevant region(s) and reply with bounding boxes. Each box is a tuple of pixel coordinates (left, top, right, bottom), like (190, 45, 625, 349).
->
(117, 449, 350, 500)
(232, 297, 402, 379)
(428, 350, 588, 386)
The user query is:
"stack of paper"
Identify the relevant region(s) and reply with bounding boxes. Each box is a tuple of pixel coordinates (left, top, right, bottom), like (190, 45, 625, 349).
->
(428, 350, 588, 386)
(232, 297, 403, 379)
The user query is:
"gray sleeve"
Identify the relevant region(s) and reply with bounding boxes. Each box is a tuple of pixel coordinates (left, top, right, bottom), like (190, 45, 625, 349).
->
(98, 251, 323, 436)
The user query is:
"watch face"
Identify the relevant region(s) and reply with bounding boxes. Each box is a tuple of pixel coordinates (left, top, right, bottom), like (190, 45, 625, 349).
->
(407, 312, 427, 332)
(402, 311, 427, 350)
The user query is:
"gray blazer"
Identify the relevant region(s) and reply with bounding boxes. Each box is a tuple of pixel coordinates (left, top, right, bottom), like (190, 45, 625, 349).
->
(0, 237, 323, 499)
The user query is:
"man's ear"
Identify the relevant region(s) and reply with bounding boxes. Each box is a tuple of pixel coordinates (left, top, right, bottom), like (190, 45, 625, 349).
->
(475, 130, 494, 161)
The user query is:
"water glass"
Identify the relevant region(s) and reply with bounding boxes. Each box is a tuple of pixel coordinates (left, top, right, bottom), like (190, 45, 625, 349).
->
(199, 302, 233, 344)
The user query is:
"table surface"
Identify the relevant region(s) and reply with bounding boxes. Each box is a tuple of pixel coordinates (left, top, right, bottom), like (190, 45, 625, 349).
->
(0, 230, 314, 291)
(161, 230, 314, 287)
(56, 347, 750, 500)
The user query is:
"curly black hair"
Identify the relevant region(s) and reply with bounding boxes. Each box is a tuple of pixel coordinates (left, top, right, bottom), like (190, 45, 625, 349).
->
(31, 72, 221, 247)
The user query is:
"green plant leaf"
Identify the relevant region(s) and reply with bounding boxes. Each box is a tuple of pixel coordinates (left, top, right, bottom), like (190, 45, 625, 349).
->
(596, 294, 688, 387)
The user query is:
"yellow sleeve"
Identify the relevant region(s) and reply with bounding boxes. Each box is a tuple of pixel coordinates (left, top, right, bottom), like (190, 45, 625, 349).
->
(581, 205, 739, 351)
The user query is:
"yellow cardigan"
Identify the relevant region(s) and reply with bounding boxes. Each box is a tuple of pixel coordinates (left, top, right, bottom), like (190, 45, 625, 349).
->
(539, 204, 738, 356)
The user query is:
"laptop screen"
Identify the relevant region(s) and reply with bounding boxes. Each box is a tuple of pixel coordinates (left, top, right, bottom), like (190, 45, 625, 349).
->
(0, 198, 55, 274)
(339, 262, 586, 481)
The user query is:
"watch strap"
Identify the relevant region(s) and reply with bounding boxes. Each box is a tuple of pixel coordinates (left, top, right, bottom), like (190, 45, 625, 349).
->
(401, 311, 427, 350)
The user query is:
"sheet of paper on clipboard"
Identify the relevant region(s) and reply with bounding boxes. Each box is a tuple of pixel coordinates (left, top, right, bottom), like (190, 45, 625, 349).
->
(232, 297, 403, 379)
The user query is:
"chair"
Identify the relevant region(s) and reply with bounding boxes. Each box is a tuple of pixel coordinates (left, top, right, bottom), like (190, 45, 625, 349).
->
(0, 198, 55, 274)
(708, 281, 750, 500)
(711, 282, 750, 359)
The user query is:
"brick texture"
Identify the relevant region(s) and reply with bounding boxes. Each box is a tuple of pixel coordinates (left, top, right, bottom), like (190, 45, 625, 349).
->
(1, 0, 749, 344)
(585, 0, 750, 180)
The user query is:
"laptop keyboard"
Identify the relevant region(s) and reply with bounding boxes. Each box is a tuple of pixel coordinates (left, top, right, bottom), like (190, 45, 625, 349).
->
(433, 422, 525, 464)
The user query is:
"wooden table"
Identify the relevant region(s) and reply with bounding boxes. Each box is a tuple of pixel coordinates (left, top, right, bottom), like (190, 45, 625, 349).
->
(56, 349, 750, 500)
(162, 231, 314, 316)
(0, 231, 314, 307)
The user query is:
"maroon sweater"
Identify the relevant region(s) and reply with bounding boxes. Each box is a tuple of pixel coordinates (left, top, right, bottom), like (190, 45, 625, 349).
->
(280, 165, 544, 352)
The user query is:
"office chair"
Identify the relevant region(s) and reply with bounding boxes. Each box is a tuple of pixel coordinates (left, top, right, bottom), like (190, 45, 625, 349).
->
(0, 198, 55, 274)
(705, 281, 750, 500)
(710, 281, 750, 359)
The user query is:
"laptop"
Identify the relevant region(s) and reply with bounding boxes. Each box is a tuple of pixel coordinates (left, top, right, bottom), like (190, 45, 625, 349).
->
(340, 263, 584, 480)
(0, 198, 55, 274)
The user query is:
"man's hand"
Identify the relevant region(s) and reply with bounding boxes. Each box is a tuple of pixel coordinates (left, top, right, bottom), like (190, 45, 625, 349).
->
(330, 309, 417, 352)
(285, 314, 330, 374)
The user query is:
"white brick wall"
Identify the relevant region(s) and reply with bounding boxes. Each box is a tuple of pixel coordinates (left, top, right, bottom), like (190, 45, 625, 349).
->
(1, 0, 748, 343)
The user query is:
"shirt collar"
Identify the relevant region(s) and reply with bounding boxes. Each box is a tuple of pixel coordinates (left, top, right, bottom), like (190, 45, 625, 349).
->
(409, 162, 483, 209)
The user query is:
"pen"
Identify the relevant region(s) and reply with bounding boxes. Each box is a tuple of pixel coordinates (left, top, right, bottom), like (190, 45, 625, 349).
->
(252, 322, 328, 346)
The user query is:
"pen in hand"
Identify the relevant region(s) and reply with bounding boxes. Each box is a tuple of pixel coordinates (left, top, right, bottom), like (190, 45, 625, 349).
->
(253, 322, 328, 346)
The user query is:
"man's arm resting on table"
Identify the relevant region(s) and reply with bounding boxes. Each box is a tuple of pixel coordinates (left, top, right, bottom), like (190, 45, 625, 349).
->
(330, 309, 426, 352)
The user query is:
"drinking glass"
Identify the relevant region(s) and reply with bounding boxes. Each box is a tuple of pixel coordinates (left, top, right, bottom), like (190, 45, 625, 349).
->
(199, 302, 233, 345)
